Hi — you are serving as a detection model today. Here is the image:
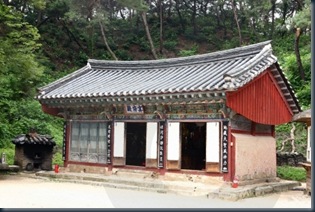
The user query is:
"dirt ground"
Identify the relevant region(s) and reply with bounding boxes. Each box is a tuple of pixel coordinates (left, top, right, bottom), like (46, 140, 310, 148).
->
(0, 174, 312, 208)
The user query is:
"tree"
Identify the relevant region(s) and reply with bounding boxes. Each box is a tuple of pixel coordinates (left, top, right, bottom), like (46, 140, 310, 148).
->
(67, 0, 118, 60)
(269, 0, 276, 39)
(0, 3, 43, 100)
(0, 2, 45, 147)
(278, 123, 296, 153)
(117, 0, 158, 59)
(231, 0, 242, 46)
(158, 0, 164, 54)
(290, 1, 311, 82)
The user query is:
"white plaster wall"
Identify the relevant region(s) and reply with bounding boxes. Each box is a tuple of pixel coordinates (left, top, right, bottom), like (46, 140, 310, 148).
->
(146, 122, 158, 159)
(206, 122, 220, 162)
(167, 122, 180, 160)
(234, 133, 276, 181)
(113, 122, 125, 157)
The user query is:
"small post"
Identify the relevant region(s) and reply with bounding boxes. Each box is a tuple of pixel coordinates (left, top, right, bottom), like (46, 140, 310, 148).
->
(1, 153, 6, 164)
(54, 164, 59, 173)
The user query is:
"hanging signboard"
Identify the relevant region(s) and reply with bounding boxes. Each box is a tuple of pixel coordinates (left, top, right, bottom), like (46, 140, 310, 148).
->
(107, 122, 112, 164)
(158, 121, 165, 168)
(221, 120, 229, 172)
(124, 104, 144, 114)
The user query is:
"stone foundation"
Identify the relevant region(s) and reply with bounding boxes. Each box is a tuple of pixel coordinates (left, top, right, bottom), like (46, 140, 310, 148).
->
(62, 164, 111, 175)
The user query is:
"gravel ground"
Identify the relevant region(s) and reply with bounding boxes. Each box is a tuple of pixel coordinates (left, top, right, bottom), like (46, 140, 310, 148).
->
(0, 174, 312, 208)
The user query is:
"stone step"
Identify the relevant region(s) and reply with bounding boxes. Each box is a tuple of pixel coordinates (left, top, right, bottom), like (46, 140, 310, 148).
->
(111, 168, 158, 179)
(0, 164, 20, 172)
(208, 181, 302, 201)
(33, 171, 215, 196)
(23, 171, 303, 201)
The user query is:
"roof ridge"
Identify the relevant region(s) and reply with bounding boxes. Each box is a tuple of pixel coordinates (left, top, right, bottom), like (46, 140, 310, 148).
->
(88, 40, 272, 69)
(222, 43, 277, 90)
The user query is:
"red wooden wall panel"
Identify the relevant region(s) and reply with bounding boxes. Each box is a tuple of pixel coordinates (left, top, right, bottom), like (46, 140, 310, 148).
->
(226, 70, 293, 125)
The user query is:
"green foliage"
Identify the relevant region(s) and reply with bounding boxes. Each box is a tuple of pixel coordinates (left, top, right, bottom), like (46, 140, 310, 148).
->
(276, 123, 307, 154)
(116, 49, 132, 60)
(288, 1, 311, 30)
(164, 40, 178, 51)
(0, 3, 44, 99)
(277, 166, 306, 182)
(116, 0, 148, 12)
(52, 151, 63, 166)
(178, 44, 198, 57)
(0, 99, 63, 148)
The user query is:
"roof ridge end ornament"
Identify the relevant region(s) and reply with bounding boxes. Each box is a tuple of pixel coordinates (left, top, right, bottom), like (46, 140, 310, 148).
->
(222, 43, 274, 91)
(87, 61, 91, 69)
(226, 43, 273, 79)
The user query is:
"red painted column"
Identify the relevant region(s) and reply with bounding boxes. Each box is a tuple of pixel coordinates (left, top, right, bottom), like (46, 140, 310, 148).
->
(64, 121, 70, 167)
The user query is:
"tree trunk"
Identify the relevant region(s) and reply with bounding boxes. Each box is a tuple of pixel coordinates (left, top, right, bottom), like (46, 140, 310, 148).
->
(99, 20, 118, 61)
(192, 0, 197, 35)
(175, 0, 186, 33)
(119, 9, 126, 20)
(167, 0, 172, 18)
(231, 0, 242, 46)
(220, 4, 227, 38)
(295, 28, 305, 81)
(290, 123, 296, 153)
(159, 0, 164, 54)
(141, 11, 158, 59)
(281, 1, 288, 25)
(58, 18, 86, 52)
(279, 123, 296, 153)
(270, 0, 276, 39)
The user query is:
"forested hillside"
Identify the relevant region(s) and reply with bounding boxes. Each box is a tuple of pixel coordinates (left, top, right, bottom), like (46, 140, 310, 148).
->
(0, 0, 311, 164)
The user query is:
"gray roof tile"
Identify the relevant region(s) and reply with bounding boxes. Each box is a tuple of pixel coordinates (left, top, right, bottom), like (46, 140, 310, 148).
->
(12, 133, 56, 146)
(36, 40, 300, 113)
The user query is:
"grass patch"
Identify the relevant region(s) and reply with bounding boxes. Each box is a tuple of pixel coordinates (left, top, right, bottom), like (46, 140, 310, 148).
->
(277, 165, 306, 182)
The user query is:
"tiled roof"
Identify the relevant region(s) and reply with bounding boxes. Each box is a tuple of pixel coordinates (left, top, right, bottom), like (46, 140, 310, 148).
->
(292, 109, 311, 122)
(36, 40, 300, 113)
(12, 133, 56, 146)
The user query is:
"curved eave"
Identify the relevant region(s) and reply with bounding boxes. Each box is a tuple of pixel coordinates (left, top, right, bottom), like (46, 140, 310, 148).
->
(38, 90, 227, 109)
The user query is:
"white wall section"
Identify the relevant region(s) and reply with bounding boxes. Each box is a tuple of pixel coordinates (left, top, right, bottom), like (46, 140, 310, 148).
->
(146, 122, 158, 159)
(167, 122, 180, 160)
(206, 122, 220, 162)
(113, 122, 125, 157)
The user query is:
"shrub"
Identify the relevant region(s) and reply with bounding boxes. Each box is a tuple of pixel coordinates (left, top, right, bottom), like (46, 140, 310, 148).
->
(277, 165, 306, 182)
(163, 40, 177, 51)
(178, 44, 198, 57)
(52, 151, 63, 166)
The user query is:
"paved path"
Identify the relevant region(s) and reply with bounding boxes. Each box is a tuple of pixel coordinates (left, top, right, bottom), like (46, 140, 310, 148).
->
(0, 174, 311, 208)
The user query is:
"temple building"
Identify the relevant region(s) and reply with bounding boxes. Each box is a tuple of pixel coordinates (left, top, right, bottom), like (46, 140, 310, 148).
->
(36, 40, 301, 184)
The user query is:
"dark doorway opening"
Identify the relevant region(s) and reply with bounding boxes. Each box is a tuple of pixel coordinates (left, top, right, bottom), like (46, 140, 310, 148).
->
(181, 122, 206, 170)
(126, 122, 146, 166)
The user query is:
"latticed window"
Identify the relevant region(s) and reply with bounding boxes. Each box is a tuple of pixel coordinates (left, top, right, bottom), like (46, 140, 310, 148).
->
(70, 121, 108, 163)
